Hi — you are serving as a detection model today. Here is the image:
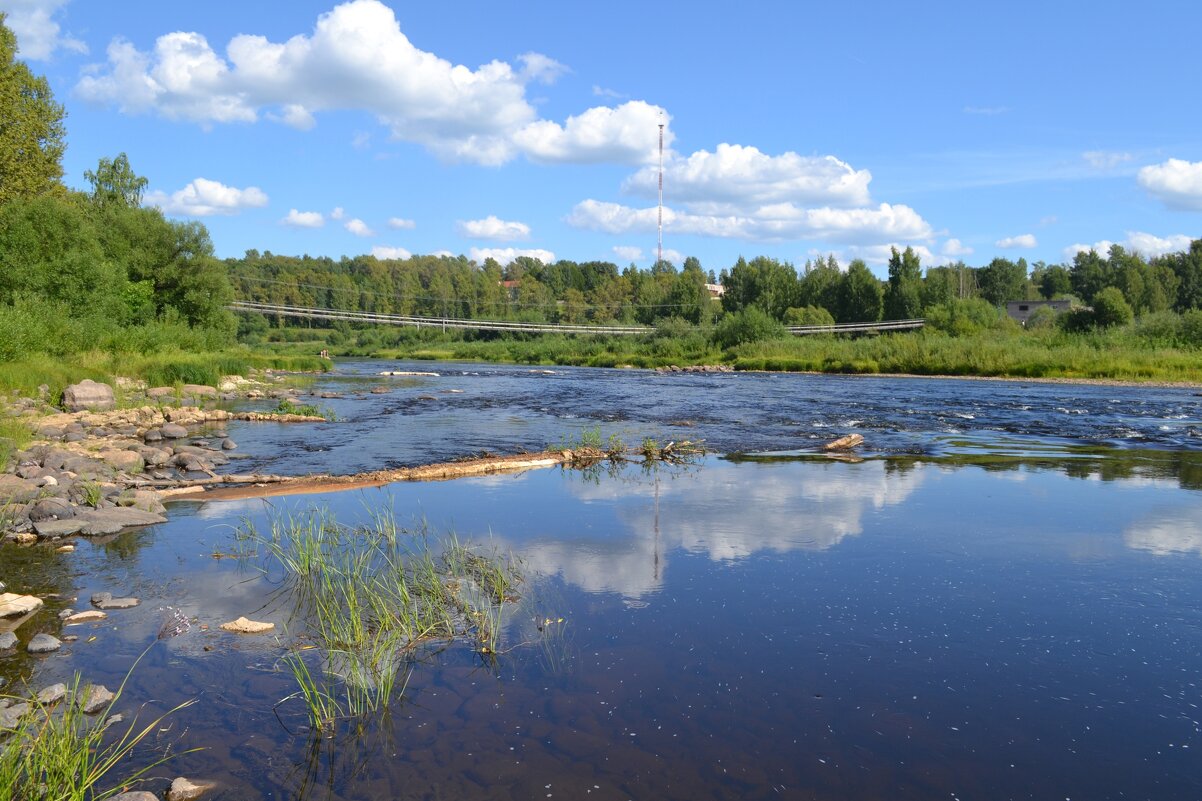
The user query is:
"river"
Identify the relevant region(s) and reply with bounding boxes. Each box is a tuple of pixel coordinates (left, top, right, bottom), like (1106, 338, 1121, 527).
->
(3, 362, 1201, 800)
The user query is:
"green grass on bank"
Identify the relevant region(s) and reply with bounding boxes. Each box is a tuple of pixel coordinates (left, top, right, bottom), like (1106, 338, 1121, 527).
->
(0, 348, 330, 402)
(729, 331, 1202, 382)
(250, 323, 1202, 384)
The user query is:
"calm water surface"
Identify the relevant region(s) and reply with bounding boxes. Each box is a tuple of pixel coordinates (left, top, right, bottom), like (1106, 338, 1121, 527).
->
(3, 363, 1202, 800)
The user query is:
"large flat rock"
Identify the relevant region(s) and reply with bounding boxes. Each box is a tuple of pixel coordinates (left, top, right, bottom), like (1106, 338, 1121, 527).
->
(62, 379, 115, 412)
(33, 519, 85, 538)
(0, 475, 41, 504)
(76, 507, 167, 536)
(0, 593, 43, 619)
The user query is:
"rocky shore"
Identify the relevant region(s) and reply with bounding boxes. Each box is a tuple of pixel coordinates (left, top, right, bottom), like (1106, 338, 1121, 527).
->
(0, 377, 326, 545)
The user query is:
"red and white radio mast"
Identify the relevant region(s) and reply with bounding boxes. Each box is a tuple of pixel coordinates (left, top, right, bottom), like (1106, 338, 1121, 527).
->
(657, 115, 664, 266)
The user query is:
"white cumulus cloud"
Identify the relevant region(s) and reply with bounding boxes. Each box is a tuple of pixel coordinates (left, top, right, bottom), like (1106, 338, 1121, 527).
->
(74, 0, 667, 166)
(1138, 158, 1202, 211)
(513, 100, 671, 165)
(567, 199, 932, 245)
(996, 233, 1037, 249)
(469, 247, 555, 265)
(281, 208, 324, 228)
(570, 140, 931, 249)
(624, 144, 872, 211)
(371, 245, 411, 260)
(612, 245, 643, 262)
(516, 52, 567, 84)
(457, 215, 530, 241)
(1064, 231, 1194, 260)
(0, 0, 86, 60)
(330, 206, 345, 220)
(344, 218, 373, 237)
(941, 238, 973, 258)
(387, 217, 415, 230)
(145, 178, 268, 216)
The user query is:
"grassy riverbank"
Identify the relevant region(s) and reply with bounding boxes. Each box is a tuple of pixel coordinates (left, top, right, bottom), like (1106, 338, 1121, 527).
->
(250, 324, 1202, 384)
(0, 349, 330, 401)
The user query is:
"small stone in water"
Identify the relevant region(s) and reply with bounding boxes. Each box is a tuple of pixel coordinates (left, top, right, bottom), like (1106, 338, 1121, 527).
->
(36, 683, 67, 704)
(80, 684, 115, 714)
(168, 776, 217, 801)
(219, 616, 274, 634)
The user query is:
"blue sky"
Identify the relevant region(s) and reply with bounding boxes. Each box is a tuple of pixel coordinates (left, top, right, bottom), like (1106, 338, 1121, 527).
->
(3, 0, 1201, 274)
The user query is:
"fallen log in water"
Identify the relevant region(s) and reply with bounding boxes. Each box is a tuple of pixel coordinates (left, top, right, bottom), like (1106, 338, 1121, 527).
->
(821, 433, 865, 452)
(169, 443, 702, 503)
(180, 450, 593, 502)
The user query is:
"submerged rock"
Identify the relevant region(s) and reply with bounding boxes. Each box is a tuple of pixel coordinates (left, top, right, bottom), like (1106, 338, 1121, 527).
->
(110, 793, 157, 801)
(0, 632, 16, 651)
(168, 777, 217, 801)
(91, 593, 140, 610)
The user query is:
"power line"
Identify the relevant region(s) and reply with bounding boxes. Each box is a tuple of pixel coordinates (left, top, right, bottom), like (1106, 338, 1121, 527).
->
(230, 273, 712, 313)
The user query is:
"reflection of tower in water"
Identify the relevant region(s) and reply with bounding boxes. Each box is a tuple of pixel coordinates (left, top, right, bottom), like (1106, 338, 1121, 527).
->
(653, 472, 660, 582)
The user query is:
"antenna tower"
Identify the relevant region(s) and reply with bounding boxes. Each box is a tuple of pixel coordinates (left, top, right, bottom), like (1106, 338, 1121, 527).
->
(657, 118, 664, 266)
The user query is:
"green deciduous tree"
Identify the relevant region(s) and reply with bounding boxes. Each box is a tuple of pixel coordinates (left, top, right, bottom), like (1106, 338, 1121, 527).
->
(976, 257, 1028, 306)
(85, 153, 149, 207)
(836, 260, 883, 323)
(720, 256, 800, 320)
(0, 13, 67, 205)
(1091, 286, 1133, 327)
(884, 246, 923, 320)
(1039, 264, 1073, 299)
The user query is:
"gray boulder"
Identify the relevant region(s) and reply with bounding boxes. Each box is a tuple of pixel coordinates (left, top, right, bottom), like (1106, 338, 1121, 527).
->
(29, 498, 75, 522)
(160, 423, 188, 439)
(75, 507, 167, 536)
(62, 380, 115, 412)
(80, 684, 115, 714)
(0, 475, 40, 504)
(36, 683, 67, 704)
(27, 633, 61, 653)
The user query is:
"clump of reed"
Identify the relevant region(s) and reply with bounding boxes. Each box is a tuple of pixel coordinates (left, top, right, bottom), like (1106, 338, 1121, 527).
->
(0, 417, 33, 472)
(0, 663, 197, 801)
(243, 509, 522, 730)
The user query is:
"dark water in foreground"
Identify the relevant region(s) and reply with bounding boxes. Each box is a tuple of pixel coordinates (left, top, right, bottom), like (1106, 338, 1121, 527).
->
(3, 364, 1202, 800)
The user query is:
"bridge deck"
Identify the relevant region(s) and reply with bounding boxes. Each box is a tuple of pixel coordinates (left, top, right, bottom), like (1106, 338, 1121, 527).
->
(230, 301, 924, 336)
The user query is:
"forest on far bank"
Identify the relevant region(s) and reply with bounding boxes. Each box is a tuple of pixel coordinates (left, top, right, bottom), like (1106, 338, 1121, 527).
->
(4, 8, 1202, 392)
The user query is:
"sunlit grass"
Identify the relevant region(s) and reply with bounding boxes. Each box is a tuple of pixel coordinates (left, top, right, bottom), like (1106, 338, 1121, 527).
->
(244, 509, 522, 731)
(0, 657, 197, 801)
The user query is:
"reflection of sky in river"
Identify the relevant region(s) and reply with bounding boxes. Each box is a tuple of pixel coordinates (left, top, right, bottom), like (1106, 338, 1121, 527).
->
(174, 455, 1202, 604)
(9, 453, 1202, 801)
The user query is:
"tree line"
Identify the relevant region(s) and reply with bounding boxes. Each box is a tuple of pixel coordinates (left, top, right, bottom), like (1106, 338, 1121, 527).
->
(228, 240, 1202, 335)
(0, 14, 235, 361)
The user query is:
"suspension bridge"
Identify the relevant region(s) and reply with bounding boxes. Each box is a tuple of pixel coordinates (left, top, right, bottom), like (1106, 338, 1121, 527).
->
(229, 301, 925, 336)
